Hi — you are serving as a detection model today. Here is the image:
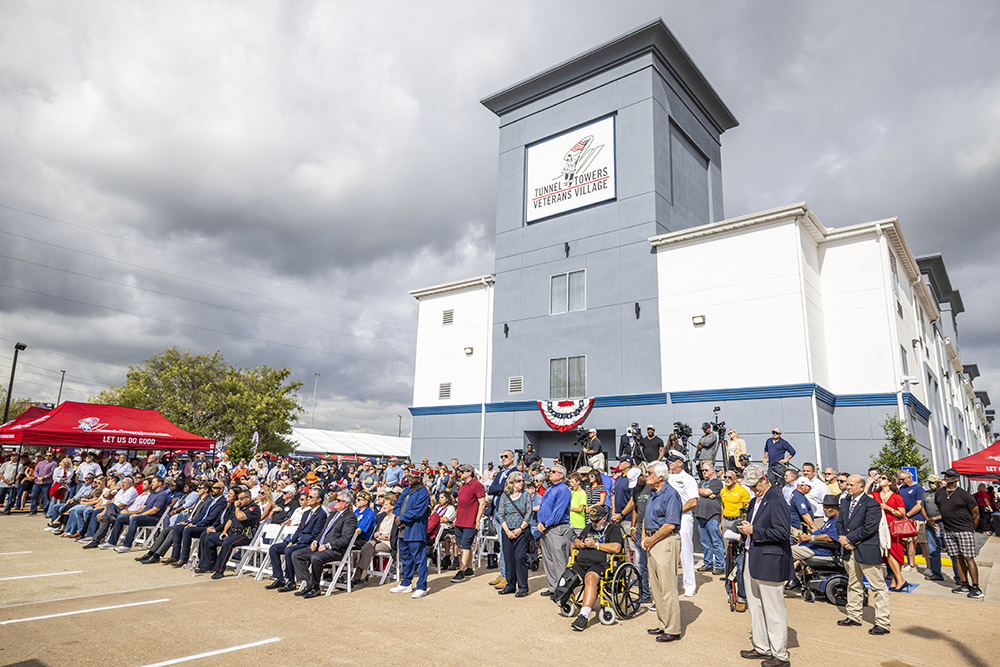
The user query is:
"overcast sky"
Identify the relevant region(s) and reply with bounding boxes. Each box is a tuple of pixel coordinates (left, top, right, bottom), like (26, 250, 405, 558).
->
(1, 1, 997, 437)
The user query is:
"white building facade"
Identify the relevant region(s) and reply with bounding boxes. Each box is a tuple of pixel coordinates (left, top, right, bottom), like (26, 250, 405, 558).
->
(407, 20, 993, 476)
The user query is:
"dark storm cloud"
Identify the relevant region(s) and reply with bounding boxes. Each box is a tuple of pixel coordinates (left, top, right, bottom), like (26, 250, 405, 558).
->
(1, 0, 997, 433)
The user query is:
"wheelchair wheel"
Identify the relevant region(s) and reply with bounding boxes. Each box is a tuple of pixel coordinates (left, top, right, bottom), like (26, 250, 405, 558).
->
(560, 599, 579, 618)
(803, 588, 816, 603)
(826, 577, 848, 607)
(610, 562, 641, 619)
(529, 558, 539, 572)
(599, 606, 616, 625)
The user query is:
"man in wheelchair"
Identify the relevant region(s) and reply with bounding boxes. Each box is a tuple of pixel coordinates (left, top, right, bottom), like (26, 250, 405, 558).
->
(569, 505, 623, 631)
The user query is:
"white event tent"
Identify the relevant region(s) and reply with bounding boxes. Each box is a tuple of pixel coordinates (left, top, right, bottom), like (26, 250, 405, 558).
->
(288, 427, 411, 459)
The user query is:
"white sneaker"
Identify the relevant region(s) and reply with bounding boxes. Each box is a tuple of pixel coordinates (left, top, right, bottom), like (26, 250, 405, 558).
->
(44, 526, 54, 531)
(99, 543, 115, 550)
(683, 590, 695, 598)
(389, 584, 413, 594)
(114, 546, 131, 553)
(902, 564, 913, 572)
(411, 589, 427, 599)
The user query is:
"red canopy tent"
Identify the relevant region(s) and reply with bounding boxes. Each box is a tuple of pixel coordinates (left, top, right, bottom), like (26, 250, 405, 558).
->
(0, 401, 215, 452)
(951, 440, 1000, 478)
(0, 405, 51, 431)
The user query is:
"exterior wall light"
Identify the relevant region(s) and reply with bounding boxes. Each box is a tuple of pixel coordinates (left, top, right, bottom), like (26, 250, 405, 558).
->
(692, 315, 706, 326)
(464, 347, 474, 356)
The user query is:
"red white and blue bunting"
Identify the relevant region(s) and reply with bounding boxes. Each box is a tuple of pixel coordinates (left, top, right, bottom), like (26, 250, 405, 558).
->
(538, 398, 594, 432)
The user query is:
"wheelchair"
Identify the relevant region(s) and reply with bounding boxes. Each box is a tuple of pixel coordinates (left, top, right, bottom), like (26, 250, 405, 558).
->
(796, 550, 867, 607)
(558, 549, 642, 625)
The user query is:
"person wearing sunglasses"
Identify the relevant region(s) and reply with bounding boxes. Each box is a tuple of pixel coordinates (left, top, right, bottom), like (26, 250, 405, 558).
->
(761, 429, 795, 485)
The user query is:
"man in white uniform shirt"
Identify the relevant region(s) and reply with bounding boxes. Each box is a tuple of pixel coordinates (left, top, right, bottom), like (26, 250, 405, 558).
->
(666, 454, 699, 597)
(77, 452, 103, 480)
(800, 462, 829, 526)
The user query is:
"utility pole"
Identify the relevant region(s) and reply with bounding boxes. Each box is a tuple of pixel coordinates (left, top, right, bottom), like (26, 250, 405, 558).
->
(56, 370, 66, 405)
(397, 414, 402, 438)
(311, 373, 320, 428)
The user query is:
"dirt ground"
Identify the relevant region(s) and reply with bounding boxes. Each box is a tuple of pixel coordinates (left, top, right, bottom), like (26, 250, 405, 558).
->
(0, 513, 997, 667)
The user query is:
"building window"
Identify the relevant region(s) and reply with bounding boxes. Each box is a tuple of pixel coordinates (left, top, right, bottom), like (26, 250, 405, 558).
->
(900, 346, 909, 377)
(442, 309, 454, 325)
(508, 376, 523, 394)
(438, 382, 451, 400)
(550, 270, 585, 315)
(549, 355, 586, 399)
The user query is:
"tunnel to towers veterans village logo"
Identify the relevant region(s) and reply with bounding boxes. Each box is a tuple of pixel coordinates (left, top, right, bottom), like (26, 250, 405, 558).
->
(525, 115, 616, 223)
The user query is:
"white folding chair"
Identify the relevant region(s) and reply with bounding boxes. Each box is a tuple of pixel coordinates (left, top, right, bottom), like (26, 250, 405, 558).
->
(138, 513, 169, 549)
(429, 529, 444, 575)
(235, 524, 286, 579)
(474, 516, 499, 568)
(320, 532, 361, 596)
(185, 537, 201, 575)
(368, 545, 396, 585)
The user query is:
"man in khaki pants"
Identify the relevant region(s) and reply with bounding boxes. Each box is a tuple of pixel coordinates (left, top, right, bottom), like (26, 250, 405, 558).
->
(836, 474, 891, 635)
(641, 461, 683, 643)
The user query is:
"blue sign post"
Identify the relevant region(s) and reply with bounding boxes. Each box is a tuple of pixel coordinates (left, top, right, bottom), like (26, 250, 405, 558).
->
(901, 465, 919, 484)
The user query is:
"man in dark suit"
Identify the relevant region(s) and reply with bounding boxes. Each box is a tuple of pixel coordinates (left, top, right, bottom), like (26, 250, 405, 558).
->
(291, 490, 358, 599)
(737, 464, 791, 667)
(836, 474, 890, 634)
(164, 481, 227, 566)
(269, 489, 325, 591)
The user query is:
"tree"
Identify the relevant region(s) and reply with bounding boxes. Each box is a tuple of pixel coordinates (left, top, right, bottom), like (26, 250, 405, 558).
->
(93, 348, 303, 459)
(0, 388, 33, 423)
(870, 414, 931, 482)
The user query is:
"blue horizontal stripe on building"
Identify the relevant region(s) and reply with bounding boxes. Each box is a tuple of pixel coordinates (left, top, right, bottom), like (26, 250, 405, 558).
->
(409, 385, 931, 420)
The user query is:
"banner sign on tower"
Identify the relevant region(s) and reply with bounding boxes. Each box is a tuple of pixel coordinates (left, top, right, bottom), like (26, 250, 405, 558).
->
(525, 115, 616, 223)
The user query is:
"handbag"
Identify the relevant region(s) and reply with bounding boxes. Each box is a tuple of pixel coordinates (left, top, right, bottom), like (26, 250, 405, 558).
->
(889, 517, 918, 539)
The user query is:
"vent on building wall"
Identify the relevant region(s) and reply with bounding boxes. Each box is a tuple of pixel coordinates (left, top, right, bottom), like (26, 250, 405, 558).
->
(508, 376, 523, 394)
(439, 383, 451, 400)
(442, 309, 454, 325)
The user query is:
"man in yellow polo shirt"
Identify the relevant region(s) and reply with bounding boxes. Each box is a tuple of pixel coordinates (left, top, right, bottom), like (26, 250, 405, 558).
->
(721, 470, 752, 533)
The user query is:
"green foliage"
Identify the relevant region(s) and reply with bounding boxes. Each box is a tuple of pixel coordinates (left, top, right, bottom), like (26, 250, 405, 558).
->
(0, 388, 33, 423)
(871, 414, 931, 482)
(93, 348, 303, 459)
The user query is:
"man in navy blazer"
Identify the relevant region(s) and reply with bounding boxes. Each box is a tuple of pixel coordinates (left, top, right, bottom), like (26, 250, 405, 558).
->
(836, 474, 890, 634)
(737, 465, 791, 667)
(291, 490, 358, 599)
(269, 489, 325, 591)
(163, 481, 228, 566)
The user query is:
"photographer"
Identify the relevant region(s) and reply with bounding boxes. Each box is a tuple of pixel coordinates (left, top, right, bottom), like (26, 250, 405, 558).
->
(639, 425, 664, 469)
(583, 429, 605, 471)
(522, 445, 541, 468)
(695, 423, 719, 479)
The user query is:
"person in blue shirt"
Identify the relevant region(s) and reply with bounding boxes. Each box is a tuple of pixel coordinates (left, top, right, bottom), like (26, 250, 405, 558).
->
(762, 428, 796, 483)
(897, 470, 926, 569)
(390, 469, 430, 598)
(642, 461, 683, 643)
(110, 475, 169, 552)
(788, 494, 841, 590)
(788, 478, 816, 536)
(384, 458, 404, 488)
(536, 464, 572, 597)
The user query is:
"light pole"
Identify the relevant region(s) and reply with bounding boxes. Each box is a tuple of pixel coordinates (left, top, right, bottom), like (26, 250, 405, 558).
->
(56, 370, 66, 405)
(311, 373, 320, 428)
(397, 414, 402, 438)
(2, 342, 27, 424)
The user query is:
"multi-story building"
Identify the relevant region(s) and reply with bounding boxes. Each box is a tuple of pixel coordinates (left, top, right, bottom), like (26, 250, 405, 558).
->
(408, 19, 993, 476)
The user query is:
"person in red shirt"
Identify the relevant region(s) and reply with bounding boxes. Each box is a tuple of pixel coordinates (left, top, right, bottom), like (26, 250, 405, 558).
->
(973, 484, 995, 532)
(871, 474, 906, 590)
(450, 464, 486, 583)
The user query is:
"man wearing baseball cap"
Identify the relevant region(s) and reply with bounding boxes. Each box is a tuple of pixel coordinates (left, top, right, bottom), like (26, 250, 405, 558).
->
(934, 469, 983, 599)
(568, 505, 623, 631)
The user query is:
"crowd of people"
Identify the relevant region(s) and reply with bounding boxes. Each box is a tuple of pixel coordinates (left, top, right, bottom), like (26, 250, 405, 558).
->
(1, 425, 995, 667)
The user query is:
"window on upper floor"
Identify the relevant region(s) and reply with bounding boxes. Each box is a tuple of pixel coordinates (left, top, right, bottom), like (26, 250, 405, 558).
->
(549, 355, 586, 399)
(550, 270, 585, 315)
(900, 346, 909, 377)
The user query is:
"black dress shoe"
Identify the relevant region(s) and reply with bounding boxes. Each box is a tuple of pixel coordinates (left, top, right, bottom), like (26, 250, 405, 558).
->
(647, 628, 664, 635)
(82, 542, 98, 549)
(540, 590, 552, 597)
(655, 633, 681, 643)
(211, 572, 225, 580)
(141, 555, 160, 564)
(294, 587, 310, 596)
(740, 649, 770, 659)
(135, 552, 152, 562)
(278, 583, 298, 593)
(837, 618, 862, 627)
(498, 587, 515, 595)
(265, 580, 286, 590)
(515, 590, 529, 598)
(302, 588, 321, 599)
(869, 625, 890, 635)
